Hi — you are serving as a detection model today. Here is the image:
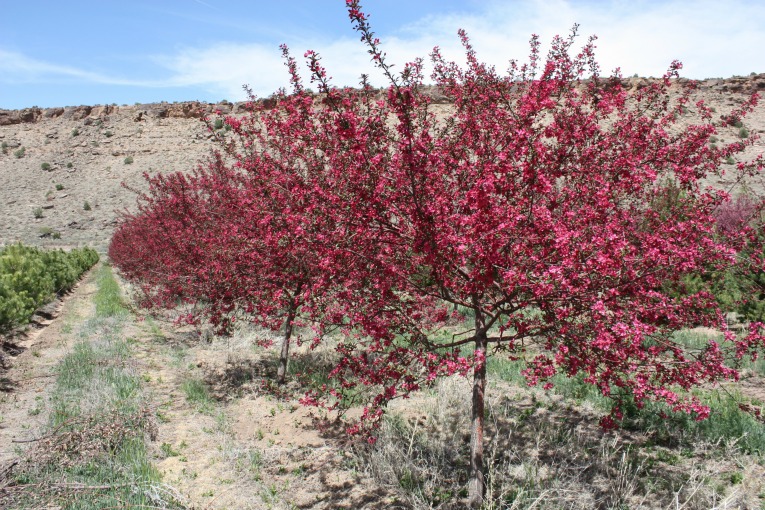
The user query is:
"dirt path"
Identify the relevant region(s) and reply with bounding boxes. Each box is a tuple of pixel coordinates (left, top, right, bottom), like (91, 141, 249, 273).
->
(0, 269, 97, 469)
(125, 317, 401, 509)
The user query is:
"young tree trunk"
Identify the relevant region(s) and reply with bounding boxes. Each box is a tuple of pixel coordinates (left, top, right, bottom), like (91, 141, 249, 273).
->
(276, 300, 297, 385)
(468, 309, 488, 508)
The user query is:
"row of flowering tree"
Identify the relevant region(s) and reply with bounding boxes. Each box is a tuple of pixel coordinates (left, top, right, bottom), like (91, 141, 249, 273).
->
(109, 2, 765, 506)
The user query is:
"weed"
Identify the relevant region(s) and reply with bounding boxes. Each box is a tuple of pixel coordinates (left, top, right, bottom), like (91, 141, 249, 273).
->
(181, 378, 214, 413)
(160, 442, 181, 458)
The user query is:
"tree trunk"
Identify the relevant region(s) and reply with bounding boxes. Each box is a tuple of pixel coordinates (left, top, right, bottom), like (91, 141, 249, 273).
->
(468, 310, 487, 508)
(276, 301, 297, 385)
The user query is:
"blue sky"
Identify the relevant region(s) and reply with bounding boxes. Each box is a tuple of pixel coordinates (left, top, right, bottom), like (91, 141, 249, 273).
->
(1, 0, 764, 109)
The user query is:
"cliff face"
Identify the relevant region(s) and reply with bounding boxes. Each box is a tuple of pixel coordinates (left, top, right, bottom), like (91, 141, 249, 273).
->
(0, 75, 764, 249)
(0, 101, 243, 127)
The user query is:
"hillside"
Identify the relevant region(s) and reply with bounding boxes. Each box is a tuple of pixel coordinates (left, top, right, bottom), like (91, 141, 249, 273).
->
(1, 75, 765, 250)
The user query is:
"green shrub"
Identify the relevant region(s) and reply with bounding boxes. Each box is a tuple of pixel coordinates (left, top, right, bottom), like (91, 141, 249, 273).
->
(739, 127, 749, 139)
(0, 245, 53, 331)
(55, 184, 64, 191)
(1, 141, 8, 154)
(14, 147, 25, 158)
(726, 155, 735, 165)
(33, 207, 43, 219)
(124, 156, 134, 165)
(104, 130, 113, 138)
(66, 162, 73, 169)
(214, 119, 224, 130)
(41, 162, 51, 171)
(0, 244, 99, 331)
(71, 128, 79, 137)
(83, 201, 92, 211)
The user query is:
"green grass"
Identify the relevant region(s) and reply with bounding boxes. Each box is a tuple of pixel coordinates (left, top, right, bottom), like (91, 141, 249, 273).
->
(182, 378, 215, 413)
(487, 330, 765, 455)
(93, 264, 127, 318)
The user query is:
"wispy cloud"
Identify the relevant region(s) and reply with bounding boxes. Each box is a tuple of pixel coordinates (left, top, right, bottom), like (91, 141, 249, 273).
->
(2, 0, 764, 105)
(0, 49, 162, 87)
(151, 0, 765, 99)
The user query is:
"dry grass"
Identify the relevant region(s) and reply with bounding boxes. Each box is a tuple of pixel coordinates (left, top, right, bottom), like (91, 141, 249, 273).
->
(350, 377, 765, 509)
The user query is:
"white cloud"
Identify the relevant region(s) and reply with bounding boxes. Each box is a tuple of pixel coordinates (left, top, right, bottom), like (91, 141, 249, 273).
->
(0, 49, 159, 87)
(2, 0, 764, 103)
(154, 0, 765, 99)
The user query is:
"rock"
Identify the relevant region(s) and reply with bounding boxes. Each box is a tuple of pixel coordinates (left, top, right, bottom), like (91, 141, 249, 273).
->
(63, 105, 92, 120)
(0, 108, 42, 125)
(43, 107, 64, 118)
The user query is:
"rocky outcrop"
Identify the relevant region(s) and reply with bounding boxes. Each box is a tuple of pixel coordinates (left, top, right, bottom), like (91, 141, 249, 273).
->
(0, 108, 43, 126)
(0, 74, 763, 127)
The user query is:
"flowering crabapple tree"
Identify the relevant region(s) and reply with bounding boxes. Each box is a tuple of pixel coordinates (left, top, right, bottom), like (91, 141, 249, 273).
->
(110, 0, 765, 505)
(295, 2, 764, 506)
(109, 149, 331, 385)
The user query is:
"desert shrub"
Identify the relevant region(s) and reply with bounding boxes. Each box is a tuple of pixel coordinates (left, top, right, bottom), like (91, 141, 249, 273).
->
(55, 183, 64, 191)
(104, 130, 113, 138)
(739, 127, 749, 138)
(124, 156, 134, 165)
(40, 162, 51, 171)
(83, 201, 91, 211)
(213, 118, 225, 130)
(71, 128, 79, 137)
(66, 162, 73, 168)
(33, 207, 43, 219)
(14, 147, 25, 158)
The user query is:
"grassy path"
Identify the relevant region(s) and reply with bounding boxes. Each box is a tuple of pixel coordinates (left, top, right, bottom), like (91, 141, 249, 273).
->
(0, 264, 186, 508)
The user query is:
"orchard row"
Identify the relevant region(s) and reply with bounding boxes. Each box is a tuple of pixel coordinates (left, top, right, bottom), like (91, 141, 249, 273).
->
(108, 1, 765, 505)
